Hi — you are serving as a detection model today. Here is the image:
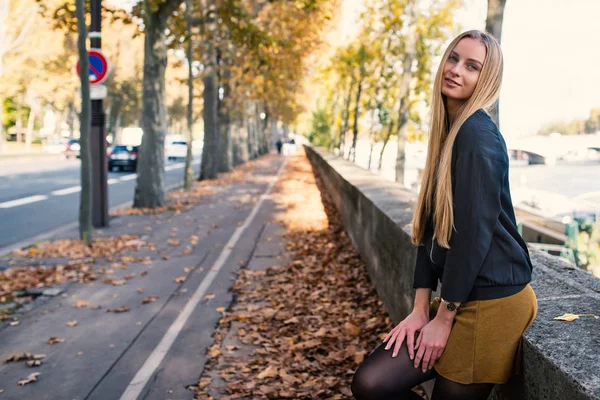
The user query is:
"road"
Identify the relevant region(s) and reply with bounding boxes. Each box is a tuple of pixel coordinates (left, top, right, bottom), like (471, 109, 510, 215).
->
(0, 157, 201, 250)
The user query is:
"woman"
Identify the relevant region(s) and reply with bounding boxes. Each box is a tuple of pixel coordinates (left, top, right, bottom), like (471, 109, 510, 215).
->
(351, 30, 538, 400)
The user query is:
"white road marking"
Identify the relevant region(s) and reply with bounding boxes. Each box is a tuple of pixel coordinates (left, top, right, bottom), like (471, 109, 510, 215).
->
(0, 195, 48, 209)
(51, 186, 81, 196)
(119, 160, 286, 400)
(120, 174, 137, 181)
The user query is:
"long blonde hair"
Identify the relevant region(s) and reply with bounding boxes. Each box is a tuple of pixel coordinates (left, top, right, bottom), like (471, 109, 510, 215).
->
(411, 30, 503, 248)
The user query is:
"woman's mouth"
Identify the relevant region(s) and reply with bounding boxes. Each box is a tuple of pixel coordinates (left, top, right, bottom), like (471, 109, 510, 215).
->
(444, 78, 460, 88)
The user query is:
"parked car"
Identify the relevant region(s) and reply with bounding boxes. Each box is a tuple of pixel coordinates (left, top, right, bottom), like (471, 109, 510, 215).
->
(108, 145, 139, 171)
(165, 140, 188, 160)
(64, 139, 80, 159)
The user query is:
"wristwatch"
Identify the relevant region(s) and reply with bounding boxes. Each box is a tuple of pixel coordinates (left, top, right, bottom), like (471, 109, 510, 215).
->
(440, 298, 458, 311)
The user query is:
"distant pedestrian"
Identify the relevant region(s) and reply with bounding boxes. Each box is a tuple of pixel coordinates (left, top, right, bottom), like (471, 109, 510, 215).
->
(276, 139, 283, 155)
(351, 30, 537, 400)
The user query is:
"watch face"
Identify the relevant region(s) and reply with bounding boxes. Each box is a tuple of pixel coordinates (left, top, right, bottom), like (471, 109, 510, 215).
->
(447, 303, 457, 311)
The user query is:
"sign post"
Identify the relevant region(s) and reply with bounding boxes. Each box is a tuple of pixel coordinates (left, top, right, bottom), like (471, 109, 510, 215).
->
(89, 0, 108, 228)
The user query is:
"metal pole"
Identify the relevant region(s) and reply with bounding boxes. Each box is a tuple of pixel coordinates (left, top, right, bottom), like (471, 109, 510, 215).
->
(90, 0, 108, 227)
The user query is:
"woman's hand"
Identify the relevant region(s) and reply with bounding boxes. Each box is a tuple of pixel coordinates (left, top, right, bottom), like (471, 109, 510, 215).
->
(413, 317, 452, 373)
(382, 311, 429, 359)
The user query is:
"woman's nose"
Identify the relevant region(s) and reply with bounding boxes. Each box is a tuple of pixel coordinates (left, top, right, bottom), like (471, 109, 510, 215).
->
(450, 63, 461, 75)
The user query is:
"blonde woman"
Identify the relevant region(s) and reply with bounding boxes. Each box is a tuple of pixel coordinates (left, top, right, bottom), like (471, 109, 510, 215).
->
(351, 30, 538, 400)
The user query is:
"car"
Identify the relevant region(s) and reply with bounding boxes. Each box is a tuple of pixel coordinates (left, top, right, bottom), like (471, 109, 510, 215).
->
(165, 140, 188, 160)
(64, 139, 80, 159)
(108, 145, 139, 171)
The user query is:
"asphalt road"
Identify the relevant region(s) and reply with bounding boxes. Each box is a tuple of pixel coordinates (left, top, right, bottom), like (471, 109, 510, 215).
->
(0, 156, 201, 250)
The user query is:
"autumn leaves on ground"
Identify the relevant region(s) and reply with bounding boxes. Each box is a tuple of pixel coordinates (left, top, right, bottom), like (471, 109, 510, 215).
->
(193, 151, 394, 399)
(0, 150, 402, 398)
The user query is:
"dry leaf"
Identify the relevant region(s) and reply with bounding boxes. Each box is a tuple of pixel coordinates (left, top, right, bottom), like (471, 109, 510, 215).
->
(106, 306, 130, 313)
(140, 270, 148, 276)
(344, 322, 360, 336)
(66, 320, 78, 327)
(26, 360, 43, 367)
(257, 366, 278, 379)
(76, 351, 83, 356)
(137, 288, 144, 294)
(204, 294, 215, 300)
(112, 280, 126, 286)
(17, 372, 39, 386)
(174, 276, 187, 283)
(73, 300, 88, 308)
(10, 321, 20, 327)
(142, 295, 160, 304)
(48, 337, 65, 344)
(554, 313, 580, 322)
(90, 305, 102, 310)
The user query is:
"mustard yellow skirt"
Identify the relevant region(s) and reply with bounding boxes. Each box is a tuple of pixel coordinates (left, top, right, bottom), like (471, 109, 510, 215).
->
(429, 284, 537, 384)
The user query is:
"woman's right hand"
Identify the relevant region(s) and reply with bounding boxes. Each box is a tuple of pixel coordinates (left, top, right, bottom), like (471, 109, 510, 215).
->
(382, 311, 430, 358)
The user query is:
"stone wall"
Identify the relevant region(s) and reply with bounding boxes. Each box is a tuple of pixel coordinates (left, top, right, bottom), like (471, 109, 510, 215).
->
(305, 145, 600, 400)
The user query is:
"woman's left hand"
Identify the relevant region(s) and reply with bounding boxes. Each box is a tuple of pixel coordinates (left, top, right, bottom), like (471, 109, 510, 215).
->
(413, 317, 452, 373)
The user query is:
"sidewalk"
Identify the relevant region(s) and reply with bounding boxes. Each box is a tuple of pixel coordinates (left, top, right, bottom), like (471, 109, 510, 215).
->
(0, 154, 285, 399)
(0, 150, 419, 399)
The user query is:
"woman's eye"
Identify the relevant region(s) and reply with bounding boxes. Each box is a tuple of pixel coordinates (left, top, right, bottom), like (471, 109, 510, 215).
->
(468, 64, 478, 71)
(449, 56, 458, 61)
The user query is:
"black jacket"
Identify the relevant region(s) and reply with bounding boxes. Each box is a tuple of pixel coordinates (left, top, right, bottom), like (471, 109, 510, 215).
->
(412, 109, 533, 302)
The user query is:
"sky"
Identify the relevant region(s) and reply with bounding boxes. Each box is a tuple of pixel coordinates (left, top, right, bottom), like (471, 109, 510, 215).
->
(110, 0, 600, 138)
(339, 0, 600, 138)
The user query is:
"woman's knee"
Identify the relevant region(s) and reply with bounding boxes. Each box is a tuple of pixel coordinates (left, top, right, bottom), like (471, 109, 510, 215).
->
(351, 364, 377, 400)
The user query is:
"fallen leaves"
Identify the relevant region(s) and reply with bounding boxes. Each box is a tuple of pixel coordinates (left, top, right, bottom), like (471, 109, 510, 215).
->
(192, 152, 393, 399)
(18, 372, 39, 386)
(106, 306, 130, 313)
(554, 313, 597, 321)
(5, 353, 45, 363)
(66, 320, 78, 327)
(142, 295, 160, 304)
(73, 300, 88, 308)
(174, 276, 187, 284)
(48, 337, 65, 345)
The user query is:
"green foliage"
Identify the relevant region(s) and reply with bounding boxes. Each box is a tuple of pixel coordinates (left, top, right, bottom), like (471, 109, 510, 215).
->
(308, 107, 331, 147)
(538, 108, 600, 135)
(574, 218, 600, 271)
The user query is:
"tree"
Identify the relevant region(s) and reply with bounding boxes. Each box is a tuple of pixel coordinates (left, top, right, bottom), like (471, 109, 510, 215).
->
(485, 0, 506, 127)
(0, 0, 37, 152)
(199, 0, 219, 180)
(183, 0, 194, 190)
(76, 0, 92, 245)
(133, 0, 184, 208)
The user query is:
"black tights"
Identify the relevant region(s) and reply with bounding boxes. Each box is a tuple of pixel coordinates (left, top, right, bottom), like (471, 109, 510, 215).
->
(351, 342, 495, 400)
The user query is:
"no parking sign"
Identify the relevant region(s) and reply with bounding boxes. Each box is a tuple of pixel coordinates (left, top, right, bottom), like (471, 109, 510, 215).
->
(76, 49, 110, 85)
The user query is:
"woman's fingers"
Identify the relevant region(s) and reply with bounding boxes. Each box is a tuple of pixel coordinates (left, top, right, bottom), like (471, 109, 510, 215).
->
(421, 346, 434, 372)
(382, 326, 396, 344)
(406, 329, 416, 360)
(392, 329, 406, 358)
(384, 327, 400, 350)
(413, 339, 426, 369)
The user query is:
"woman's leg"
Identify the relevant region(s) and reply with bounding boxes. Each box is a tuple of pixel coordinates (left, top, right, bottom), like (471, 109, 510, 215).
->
(351, 341, 435, 400)
(431, 374, 495, 400)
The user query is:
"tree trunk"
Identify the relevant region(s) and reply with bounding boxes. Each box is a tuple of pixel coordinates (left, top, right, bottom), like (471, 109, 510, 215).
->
(350, 76, 363, 162)
(184, 0, 194, 190)
(339, 78, 355, 158)
(134, 0, 183, 207)
(395, 7, 418, 185)
(379, 121, 394, 171)
(486, 0, 506, 128)
(218, 68, 232, 172)
(199, 0, 219, 180)
(25, 106, 35, 152)
(76, 0, 92, 246)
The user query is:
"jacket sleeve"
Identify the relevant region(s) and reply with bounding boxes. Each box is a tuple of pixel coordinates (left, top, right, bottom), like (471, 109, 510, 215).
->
(440, 151, 506, 302)
(413, 244, 439, 291)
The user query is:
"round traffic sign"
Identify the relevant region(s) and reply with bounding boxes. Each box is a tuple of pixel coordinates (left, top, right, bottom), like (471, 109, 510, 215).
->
(76, 49, 110, 85)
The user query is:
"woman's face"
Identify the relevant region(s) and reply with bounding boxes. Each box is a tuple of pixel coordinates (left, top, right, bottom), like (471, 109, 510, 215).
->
(441, 37, 486, 102)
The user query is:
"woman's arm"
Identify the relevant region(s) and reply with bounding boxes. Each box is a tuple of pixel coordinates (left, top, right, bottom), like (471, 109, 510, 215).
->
(413, 288, 432, 316)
